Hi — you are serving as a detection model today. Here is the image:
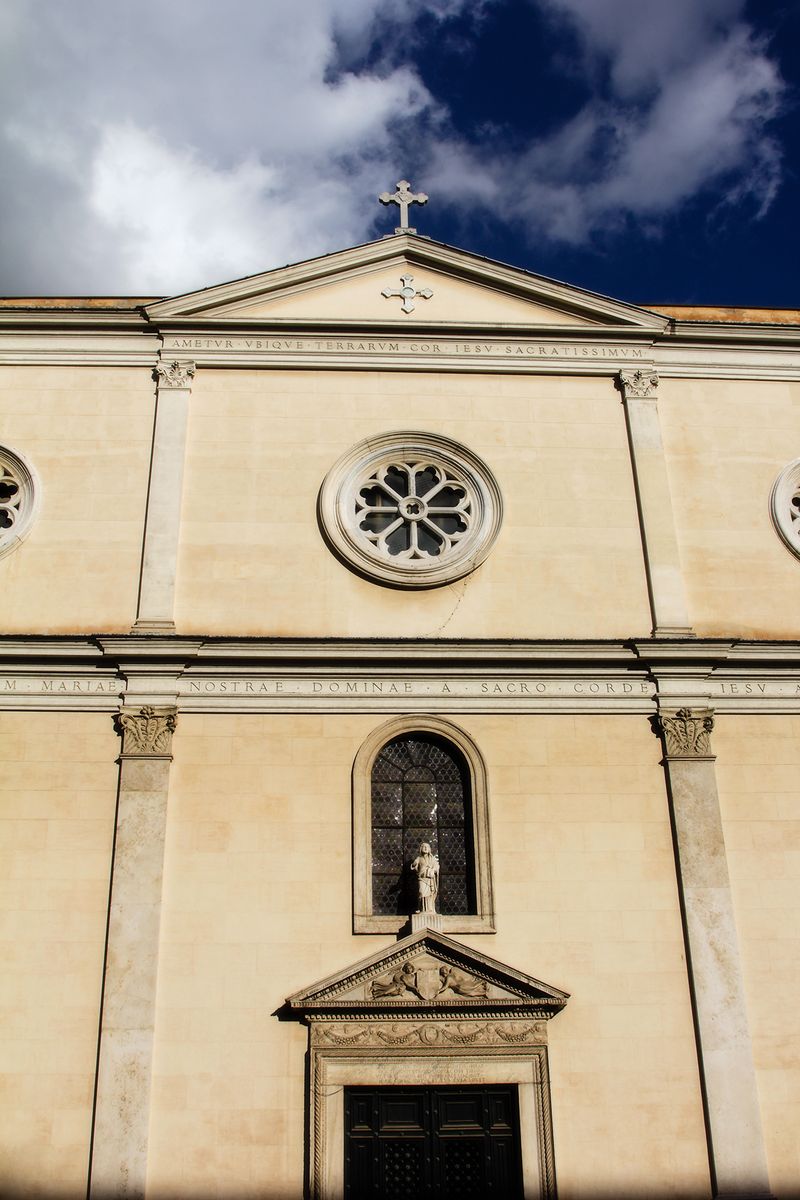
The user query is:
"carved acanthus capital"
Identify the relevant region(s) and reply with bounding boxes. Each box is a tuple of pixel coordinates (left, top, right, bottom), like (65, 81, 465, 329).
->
(114, 705, 177, 756)
(154, 360, 196, 389)
(619, 367, 659, 399)
(658, 707, 714, 758)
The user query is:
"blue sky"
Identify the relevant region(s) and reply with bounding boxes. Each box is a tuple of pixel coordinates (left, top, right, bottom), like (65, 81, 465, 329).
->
(0, 0, 797, 305)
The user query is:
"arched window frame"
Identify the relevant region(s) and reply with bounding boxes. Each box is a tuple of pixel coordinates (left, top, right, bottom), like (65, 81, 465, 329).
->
(353, 715, 495, 934)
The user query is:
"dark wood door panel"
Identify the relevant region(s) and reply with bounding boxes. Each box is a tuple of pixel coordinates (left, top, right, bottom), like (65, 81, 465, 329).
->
(345, 1085, 523, 1199)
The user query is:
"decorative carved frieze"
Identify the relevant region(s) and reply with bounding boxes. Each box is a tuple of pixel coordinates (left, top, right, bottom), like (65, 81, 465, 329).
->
(154, 359, 196, 389)
(657, 707, 714, 758)
(114, 705, 177, 756)
(618, 367, 659, 399)
(312, 1018, 548, 1049)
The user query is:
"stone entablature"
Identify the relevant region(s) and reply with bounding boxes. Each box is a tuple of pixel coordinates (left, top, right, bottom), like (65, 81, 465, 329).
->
(1, 638, 800, 712)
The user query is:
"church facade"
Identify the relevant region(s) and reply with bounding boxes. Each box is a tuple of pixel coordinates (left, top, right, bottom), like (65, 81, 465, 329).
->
(1, 194, 799, 1198)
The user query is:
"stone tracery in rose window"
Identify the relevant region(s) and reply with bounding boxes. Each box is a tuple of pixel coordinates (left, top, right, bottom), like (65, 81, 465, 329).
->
(790, 482, 800, 545)
(0, 463, 22, 536)
(356, 460, 472, 560)
(770, 458, 800, 561)
(0, 446, 39, 559)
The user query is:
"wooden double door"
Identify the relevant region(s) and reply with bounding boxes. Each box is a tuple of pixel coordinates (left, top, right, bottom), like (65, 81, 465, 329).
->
(344, 1085, 523, 1199)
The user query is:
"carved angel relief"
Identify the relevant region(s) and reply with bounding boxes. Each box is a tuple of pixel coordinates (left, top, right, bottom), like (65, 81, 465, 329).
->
(371, 956, 488, 1001)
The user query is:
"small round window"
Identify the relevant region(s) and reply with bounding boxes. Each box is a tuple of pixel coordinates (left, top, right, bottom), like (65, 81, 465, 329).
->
(770, 458, 800, 560)
(318, 432, 502, 587)
(0, 444, 40, 560)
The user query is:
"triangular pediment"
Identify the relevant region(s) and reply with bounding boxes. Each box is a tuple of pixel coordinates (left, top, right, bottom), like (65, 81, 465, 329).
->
(286, 928, 568, 1018)
(146, 235, 666, 332)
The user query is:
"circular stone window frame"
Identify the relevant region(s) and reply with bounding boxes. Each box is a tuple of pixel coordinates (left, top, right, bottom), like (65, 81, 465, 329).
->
(0, 443, 41, 561)
(318, 431, 503, 588)
(770, 458, 800, 560)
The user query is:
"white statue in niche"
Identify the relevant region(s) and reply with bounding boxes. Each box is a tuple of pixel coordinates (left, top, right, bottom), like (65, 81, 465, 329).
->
(411, 842, 439, 914)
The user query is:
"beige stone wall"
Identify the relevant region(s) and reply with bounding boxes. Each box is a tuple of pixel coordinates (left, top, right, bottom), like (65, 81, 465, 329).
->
(714, 715, 800, 1198)
(174, 370, 652, 639)
(149, 712, 708, 1198)
(0, 366, 153, 633)
(659, 377, 800, 638)
(0, 712, 117, 1195)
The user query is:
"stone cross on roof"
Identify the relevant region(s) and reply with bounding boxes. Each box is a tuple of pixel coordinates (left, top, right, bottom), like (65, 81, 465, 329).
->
(379, 179, 428, 233)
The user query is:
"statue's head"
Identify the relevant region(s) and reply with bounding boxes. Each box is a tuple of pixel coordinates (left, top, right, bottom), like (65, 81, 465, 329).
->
(419, 841, 431, 855)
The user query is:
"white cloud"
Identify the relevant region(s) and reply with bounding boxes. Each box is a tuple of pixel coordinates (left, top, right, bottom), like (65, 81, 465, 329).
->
(0, 0, 785, 293)
(430, 0, 784, 246)
(0, 0, 445, 293)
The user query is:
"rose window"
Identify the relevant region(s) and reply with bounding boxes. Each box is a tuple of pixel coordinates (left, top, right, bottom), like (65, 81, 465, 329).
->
(319, 432, 502, 587)
(357, 461, 471, 561)
(770, 459, 800, 561)
(0, 445, 39, 560)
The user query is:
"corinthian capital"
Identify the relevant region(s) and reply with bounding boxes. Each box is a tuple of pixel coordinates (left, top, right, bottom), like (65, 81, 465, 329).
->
(154, 360, 196, 389)
(618, 367, 659, 399)
(114, 705, 177, 756)
(657, 707, 714, 758)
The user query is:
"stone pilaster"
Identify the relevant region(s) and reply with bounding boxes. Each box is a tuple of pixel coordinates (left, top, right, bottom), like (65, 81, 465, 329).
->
(132, 359, 195, 633)
(657, 707, 772, 1198)
(89, 705, 177, 1199)
(618, 368, 693, 637)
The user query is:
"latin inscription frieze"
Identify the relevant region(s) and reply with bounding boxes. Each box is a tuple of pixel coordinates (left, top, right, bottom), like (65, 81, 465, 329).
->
(178, 676, 655, 699)
(1, 673, 799, 709)
(0, 675, 120, 695)
(162, 333, 647, 364)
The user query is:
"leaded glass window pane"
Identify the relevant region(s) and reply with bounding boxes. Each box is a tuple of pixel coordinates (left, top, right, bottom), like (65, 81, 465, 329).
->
(371, 734, 475, 917)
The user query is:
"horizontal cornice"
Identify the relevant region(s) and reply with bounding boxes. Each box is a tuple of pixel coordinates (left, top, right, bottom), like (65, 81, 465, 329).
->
(1, 324, 799, 378)
(1, 637, 798, 714)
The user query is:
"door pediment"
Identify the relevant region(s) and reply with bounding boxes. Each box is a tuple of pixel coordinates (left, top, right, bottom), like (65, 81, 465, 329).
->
(145, 234, 666, 333)
(286, 927, 568, 1019)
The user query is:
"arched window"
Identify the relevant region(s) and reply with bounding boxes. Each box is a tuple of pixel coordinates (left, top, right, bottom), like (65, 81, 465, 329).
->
(371, 734, 474, 917)
(353, 716, 495, 935)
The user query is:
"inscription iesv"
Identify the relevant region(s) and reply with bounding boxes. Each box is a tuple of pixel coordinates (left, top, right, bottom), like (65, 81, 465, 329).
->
(1, 675, 799, 706)
(164, 334, 646, 361)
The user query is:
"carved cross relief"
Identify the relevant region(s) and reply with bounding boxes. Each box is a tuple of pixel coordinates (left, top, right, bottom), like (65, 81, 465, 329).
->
(381, 273, 433, 314)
